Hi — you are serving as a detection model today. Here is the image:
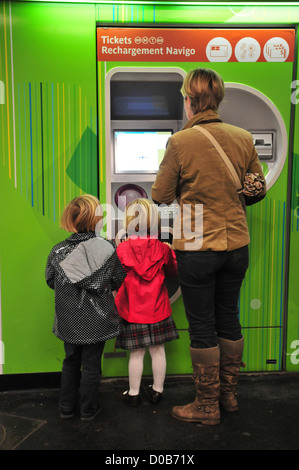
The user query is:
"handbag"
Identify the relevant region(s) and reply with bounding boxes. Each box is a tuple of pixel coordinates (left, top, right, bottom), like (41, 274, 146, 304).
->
(194, 125, 265, 209)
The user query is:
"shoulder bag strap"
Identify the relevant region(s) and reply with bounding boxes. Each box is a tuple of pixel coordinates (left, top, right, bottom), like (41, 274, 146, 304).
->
(194, 125, 243, 193)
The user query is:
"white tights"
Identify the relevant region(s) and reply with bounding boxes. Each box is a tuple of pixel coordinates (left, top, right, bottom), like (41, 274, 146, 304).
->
(128, 345, 166, 396)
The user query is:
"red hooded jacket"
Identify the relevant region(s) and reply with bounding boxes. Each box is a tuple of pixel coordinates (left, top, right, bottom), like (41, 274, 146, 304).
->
(115, 237, 177, 324)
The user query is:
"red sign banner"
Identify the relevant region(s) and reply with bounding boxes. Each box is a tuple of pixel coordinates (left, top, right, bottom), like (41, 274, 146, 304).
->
(97, 28, 295, 63)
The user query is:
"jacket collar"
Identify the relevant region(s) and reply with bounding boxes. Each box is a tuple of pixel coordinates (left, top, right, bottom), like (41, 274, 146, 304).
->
(183, 109, 222, 130)
(67, 232, 97, 243)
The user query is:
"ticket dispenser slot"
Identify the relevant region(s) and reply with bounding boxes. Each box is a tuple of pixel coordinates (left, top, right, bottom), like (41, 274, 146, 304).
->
(251, 132, 274, 161)
(105, 67, 187, 303)
(219, 83, 288, 189)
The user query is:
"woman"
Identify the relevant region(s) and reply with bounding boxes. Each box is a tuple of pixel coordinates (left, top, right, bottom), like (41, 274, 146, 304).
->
(152, 68, 266, 425)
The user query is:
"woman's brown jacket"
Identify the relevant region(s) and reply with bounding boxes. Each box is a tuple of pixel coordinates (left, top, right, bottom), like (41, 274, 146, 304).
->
(151, 109, 266, 252)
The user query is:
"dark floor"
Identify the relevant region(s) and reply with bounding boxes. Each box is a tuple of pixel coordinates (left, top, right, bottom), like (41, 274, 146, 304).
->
(0, 372, 298, 452)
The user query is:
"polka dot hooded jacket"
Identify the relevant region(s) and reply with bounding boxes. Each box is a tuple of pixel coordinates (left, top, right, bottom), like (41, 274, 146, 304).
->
(45, 232, 126, 345)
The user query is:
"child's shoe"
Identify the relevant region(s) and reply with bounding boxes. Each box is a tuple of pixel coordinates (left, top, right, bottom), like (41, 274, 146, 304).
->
(146, 385, 163, 404)
(122, 390, 141, 406)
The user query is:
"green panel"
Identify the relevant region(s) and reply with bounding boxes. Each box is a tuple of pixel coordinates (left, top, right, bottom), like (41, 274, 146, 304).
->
(102, 339, 128, 378)
(98, 61, 107, 199)
(0, 167, 65, 373)
(0, 1, 98, 222)
(95, 3, 299, 25)
(286, 30, 299, 372)
(1, 0, 299, 378)
(242, 327, 282, 372)
(99, 56, 292, 373)
(286, 150, 299, 371)
(241, 197, 286, 329)
(0, 1, 98, 373)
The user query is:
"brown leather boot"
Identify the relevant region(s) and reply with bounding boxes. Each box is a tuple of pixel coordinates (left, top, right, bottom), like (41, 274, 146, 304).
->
(171, 346, 220, 426)
(218, 336, 245, 412)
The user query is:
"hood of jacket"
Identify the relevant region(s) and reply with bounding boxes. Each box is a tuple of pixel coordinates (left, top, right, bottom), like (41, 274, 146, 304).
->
(46, 232, 126, 293)
(118, 237, 166, 282)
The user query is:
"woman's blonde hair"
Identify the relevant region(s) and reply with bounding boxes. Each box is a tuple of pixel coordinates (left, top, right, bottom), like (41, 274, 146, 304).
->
(60, 194, 102, 233)
(124, 198, 160, 237)
(181, 68, 225, 113)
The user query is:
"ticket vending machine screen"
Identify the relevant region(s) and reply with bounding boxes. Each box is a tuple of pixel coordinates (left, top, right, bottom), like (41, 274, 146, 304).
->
(114, 130, 172, 174)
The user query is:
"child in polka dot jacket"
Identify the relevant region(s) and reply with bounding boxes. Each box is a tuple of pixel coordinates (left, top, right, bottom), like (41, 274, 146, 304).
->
(45, 194, 126, 421)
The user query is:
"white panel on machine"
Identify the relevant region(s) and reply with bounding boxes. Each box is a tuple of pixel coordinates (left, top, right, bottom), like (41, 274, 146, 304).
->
(105, 67, 187, 303)
(219, 83, 288, 189)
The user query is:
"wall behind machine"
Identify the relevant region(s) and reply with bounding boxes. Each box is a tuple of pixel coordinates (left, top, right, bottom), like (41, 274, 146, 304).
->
(0, 1, 298, 379)
(0, 1, 98, 374)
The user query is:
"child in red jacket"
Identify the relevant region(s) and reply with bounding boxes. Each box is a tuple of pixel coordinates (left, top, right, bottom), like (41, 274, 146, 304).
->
(115, 198, 179, 405)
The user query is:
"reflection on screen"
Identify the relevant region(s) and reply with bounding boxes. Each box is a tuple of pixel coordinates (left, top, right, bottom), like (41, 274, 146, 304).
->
(114, 130, 171, 173)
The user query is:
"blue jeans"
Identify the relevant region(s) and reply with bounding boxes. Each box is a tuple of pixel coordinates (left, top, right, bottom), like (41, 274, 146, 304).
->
(175, 246, 249, 349)
(59, 341, 105, 418)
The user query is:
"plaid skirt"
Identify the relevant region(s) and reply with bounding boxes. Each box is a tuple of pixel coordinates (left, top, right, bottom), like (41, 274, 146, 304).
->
(115, 316, 179, 350)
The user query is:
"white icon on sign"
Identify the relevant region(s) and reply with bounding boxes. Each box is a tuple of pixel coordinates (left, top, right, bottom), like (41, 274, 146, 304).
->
(235, 37, 261, 62)
(263, 37, 289, 62)
(206, 38, 232, 62)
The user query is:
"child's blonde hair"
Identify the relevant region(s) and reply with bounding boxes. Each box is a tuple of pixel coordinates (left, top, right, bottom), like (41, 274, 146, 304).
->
(60, 194, 102, 233)
(124, 198, 160, 237)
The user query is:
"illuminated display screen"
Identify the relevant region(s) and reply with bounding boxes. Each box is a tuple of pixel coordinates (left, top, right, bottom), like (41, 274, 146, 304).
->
(114, 130, 172, 173)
